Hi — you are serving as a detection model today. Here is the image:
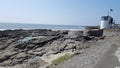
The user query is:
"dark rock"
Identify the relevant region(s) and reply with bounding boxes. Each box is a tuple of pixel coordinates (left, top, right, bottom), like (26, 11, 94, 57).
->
(14, 43, 27, 49)
(83, 36, 92, 40)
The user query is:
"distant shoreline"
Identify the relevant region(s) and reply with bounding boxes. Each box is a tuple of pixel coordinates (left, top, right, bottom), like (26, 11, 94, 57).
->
(0, 28, 83, 31)
(0, 23, 83, 30)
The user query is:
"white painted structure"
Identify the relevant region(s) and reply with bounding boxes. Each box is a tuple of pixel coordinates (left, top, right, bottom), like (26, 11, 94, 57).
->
(100, 16, 113, 29)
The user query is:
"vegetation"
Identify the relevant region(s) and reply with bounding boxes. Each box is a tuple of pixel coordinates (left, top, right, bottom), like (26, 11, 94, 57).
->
(51, 54, 70, 65)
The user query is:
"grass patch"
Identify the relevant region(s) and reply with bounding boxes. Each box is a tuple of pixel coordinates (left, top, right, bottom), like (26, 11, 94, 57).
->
(51, 54, 69, 65)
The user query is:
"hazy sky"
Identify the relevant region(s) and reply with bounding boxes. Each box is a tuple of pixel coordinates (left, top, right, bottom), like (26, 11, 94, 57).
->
(0, 0, 120, 25)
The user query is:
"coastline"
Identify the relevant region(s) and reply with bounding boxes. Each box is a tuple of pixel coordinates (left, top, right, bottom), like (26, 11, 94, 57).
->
(0, 28, 83, 31)
(0, 28, 120, 68)
(0, 29, 85, 68)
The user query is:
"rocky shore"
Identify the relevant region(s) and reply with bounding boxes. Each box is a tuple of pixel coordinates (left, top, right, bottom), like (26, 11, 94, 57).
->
(0, 29, 119, 68)
(0, 29, 92, 68)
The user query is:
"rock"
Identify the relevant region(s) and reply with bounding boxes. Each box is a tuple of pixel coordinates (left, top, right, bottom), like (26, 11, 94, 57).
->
(83, 36, 92, 40)
(68, 31, 82, 39)
(0, 60, 12, 66)
(64, 44, 73, 50)
(0, 44, 9, 50)
(14, 43, 27, 49)
(28, 50, 46, 56)
(58, 40, 70, 51)
(26, 56, 47, 68)
(16, 53, 27, 59)
(49, 40, 63, 52)
(64, 40, 79, 50)
(0, 52, 17, 63)
(0, 29, 95, 67)
(58, 44, 67, 51)
(0, 52, 18, 66)
(35, 48, 43, 51)
(75, 45, 81, 50)
(26, 44, 35, 49)
(74, 49, 84, 55)
(45, 50, 59, 56)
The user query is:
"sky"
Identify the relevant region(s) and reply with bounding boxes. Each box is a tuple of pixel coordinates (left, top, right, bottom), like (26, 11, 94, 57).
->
(0, 0, 120, 26)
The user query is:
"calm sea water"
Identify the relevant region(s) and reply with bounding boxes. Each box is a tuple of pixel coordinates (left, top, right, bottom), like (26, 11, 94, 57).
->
(0, 23, 83, 30)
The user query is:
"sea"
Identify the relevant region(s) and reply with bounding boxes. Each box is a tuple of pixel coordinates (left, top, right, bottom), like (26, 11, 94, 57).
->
(0, 23, 84, 31)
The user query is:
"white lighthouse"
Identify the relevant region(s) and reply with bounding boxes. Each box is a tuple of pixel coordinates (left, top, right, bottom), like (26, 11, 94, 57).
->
(100, 16, 113, 29)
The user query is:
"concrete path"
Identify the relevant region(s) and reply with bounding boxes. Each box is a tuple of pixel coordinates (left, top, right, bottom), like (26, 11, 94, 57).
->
(94, 44, 120, 68)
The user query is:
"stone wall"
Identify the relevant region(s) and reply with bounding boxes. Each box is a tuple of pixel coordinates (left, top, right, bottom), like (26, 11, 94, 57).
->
(83, 29, 103, 37)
